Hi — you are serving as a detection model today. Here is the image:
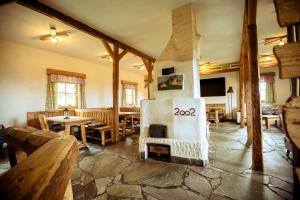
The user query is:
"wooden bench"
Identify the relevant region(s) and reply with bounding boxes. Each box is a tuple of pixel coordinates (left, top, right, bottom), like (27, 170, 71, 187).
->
(75, 109, 127, 145)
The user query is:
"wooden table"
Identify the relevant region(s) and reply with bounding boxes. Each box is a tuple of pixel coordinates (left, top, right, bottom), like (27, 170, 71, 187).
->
(262, 115, 280, 129)
(119, 112, 139, 132)
(46, 116, 93, 148)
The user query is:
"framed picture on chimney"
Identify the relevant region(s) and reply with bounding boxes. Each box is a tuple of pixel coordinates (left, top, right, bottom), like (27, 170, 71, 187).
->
(157, 75, 183, 90)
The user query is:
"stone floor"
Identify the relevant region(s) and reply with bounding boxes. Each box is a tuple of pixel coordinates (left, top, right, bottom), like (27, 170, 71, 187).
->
(71, 122, 293, 200)
(0, 122, 294, 200)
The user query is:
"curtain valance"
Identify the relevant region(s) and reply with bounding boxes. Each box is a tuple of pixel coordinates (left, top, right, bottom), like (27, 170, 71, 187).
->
(260, 72, 275, 83)
(49, 74, 85, 85)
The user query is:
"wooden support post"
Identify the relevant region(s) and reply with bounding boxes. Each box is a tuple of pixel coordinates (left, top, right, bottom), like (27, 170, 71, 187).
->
(247, 0, 263, 171)
(102, 40, 127, 143)
(142, 58, 154, 99)
(239, 62, 245, 128)
(112, 44, 119, 143)
(240, 1, 252, 144)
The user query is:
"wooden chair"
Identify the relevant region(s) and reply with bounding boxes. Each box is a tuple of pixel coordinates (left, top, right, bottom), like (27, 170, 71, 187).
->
(38, 114, 49, 131)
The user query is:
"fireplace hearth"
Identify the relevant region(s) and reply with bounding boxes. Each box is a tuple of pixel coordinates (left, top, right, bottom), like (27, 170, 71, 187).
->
(149, 124, 167, 138)
(147, 143, 170, 161)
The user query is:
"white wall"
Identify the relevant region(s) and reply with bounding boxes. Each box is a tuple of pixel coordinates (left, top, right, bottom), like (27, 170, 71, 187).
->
(200, 67, 291, 119)
(200, 71, 240, 119)
(260, 67, 290, 105)
(0, 40, 146, 127)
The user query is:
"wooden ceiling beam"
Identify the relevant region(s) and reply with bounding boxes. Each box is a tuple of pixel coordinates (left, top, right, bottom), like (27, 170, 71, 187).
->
(16, 0, 155, 62)
(119, 49, 128, 60)
(101, 40, 114, 59)
(0, 0, 15, 6)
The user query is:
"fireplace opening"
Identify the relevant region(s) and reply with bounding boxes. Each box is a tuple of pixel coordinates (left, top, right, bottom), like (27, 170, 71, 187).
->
(147, 143, 170, 161)
(149, 124, 167, 138)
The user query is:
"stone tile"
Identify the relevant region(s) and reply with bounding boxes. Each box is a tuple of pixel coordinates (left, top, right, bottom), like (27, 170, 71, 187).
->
(95, 178, 112, 195)
(141, 165, 186, 187)
(143, 186, 206, 200)
(113, 173, 122, 184)
(263, 151, 293, 182)
(189, 166, 220, 179)
(210, 149, 252, 174)
(209, 194, 232, 200)
(106, 184, 142, 199)
(211, 178, 221, 189)
(81, 172, 94, 186)
(93, 193, 107, 200)
(72, 183, 85, 200)
(85, 181, 97, 200)
(72, 167, 83, 181)
(269, 176, 293, 193)
(185, 171, 212, 196)
(268, 186, 293, 200)
(215, 171, 283, 200)
(122, 160, 171, 184)
(79, 154, 131, 178)
(144, 193, 159, 200)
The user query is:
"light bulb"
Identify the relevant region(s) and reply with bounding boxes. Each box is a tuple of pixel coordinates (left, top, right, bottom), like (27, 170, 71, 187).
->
(278, 40, 284, 46)
(266, 56, 272, 61)
(140, 66, 144, 70)
(51, 36, 58, 43)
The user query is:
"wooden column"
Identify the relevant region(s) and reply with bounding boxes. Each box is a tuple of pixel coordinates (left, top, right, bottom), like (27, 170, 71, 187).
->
(241, 1, 252, 144)
(102, 40, 127, 143)
(239, 62, 245, 128)
(142, 58, 154, 99)
(247, 0, 263, 171)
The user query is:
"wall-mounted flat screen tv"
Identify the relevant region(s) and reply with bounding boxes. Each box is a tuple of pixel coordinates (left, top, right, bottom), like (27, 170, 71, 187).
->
(200, 77, 226, 97)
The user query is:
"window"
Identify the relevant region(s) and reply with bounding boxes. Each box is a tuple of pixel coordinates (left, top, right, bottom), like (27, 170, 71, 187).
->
(125, 88, 135, 106)
(57, 83, 77, 108)
(260, 73, 275, 103)
(121, 80, 138, 106)
(260, 81, 267, 102)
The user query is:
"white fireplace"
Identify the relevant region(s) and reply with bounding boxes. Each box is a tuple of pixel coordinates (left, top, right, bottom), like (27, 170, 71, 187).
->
(139, 4, 208, 166)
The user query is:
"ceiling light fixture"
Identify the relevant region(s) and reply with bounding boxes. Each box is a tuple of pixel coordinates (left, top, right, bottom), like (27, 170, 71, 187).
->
(100, 54, 113, 61)
(51, 36, 58, 43)
(278, 40, 284, 46)
(50, 27, 56, 36)
(266, 56, 272, 61)
(132, 64, 145, 70)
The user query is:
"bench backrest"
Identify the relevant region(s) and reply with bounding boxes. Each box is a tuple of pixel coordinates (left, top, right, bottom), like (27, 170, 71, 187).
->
(75, 109, 113, 126)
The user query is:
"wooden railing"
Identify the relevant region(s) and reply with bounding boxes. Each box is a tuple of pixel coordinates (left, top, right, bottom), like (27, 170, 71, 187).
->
(0, 127, 78, 200)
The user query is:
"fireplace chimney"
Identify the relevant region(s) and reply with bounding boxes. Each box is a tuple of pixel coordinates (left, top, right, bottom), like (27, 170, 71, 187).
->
(139, 4, 208, 166)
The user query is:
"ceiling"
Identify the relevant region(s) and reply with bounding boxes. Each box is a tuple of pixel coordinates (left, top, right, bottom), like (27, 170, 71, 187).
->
(0, 0, 285, 74)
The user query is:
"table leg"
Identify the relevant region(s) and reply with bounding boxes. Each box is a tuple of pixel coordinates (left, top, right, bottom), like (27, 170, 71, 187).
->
(265, 118, 270, 129)
(130, 116, 134, 132)
(65, 125, 71, 134)
(101, 130, 106, 146)
(80, 123, 87, 147)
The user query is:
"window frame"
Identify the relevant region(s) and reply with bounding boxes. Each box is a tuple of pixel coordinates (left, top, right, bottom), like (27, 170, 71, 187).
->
(125, 88, 135, 106)
(57, 82, 78, 109)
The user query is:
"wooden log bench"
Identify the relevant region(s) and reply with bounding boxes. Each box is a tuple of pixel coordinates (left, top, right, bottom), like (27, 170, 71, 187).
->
(0, 127, 78, 200)
(283, 96, 300, 198)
